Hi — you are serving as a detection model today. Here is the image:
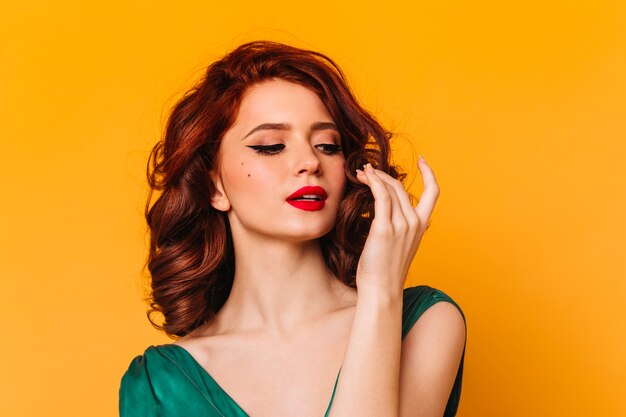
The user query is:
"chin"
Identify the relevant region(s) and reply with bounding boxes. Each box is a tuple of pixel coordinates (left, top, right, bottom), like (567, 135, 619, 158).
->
(278, 222, 336, 242)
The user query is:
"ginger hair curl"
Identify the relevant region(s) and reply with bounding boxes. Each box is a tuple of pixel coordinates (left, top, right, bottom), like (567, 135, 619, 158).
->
(144, 40, 407, 338)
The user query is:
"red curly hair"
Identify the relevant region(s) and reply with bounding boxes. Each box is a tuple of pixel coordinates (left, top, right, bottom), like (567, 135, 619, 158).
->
(144, 40, 407, 338)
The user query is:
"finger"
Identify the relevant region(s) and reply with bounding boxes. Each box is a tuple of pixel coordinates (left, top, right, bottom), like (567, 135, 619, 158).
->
(415, 156, 440, 224)
(370, 168, 420, 229)
(376, 172, 408, 232)
(355, 168, 368, 183)
(362, 167, 408, 233)
(361, 163, 392, 222)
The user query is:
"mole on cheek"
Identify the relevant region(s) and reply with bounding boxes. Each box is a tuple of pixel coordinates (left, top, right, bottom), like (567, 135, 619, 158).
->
(247, 173, 251, 177)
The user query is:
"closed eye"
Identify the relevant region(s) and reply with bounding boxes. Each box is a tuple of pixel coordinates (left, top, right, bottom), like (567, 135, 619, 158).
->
(246, 144, 285, 155)
(315, 144, 342, 155)
(246, 144, 343, 156)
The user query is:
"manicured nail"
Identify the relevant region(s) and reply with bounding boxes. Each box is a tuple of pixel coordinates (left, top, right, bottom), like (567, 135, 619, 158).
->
(356, 169, 364, 175)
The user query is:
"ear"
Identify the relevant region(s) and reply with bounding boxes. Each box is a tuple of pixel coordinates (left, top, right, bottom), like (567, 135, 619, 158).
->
(209, 168, 231, 212)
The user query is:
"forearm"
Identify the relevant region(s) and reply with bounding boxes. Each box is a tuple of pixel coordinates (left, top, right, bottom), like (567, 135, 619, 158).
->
(328, 285, 404, 417)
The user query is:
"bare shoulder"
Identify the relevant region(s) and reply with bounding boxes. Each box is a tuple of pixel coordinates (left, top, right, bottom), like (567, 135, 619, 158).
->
(399, 300, 466, 417)
(171, 318, 222, 353)
(411, 301, 466, 341)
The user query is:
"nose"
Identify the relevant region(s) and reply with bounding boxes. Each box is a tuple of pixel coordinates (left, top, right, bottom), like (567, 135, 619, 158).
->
(293, 142, 322, 176)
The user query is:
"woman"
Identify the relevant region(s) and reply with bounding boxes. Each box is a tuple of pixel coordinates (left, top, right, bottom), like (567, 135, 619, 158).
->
(119, 40, 467, 417)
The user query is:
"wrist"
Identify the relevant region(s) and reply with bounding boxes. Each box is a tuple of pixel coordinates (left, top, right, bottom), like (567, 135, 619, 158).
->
(355, 281, 404, 305)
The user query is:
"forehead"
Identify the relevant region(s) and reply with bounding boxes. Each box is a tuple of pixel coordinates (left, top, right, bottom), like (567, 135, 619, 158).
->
(236, 79, 333, 123)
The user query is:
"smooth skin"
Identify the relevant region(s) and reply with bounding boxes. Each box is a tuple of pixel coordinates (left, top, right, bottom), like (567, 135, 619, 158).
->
(334, 161, 466, 417)
(175, 78, 465, 417)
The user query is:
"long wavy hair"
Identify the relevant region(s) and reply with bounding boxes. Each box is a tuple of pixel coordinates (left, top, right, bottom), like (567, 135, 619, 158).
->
(144, 40, 408, 338)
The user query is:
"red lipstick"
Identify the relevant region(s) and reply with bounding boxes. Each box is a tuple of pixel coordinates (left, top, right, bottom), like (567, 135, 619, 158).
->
(286, 186, 328, 211)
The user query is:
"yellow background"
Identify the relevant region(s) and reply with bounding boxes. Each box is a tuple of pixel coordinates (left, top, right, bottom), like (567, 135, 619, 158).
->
(1, 1, 624, 416)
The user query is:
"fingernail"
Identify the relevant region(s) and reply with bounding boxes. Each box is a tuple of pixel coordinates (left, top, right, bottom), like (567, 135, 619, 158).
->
(356, 168, 364, 175)
(365, 163, 373, 172)
(418, 154, 425, 161)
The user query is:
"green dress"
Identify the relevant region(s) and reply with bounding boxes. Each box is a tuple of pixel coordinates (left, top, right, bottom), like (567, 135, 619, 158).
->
(119, 285, 466, 417)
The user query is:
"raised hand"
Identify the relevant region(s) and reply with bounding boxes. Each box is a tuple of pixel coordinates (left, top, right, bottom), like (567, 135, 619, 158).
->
(354, 156, 440, 296)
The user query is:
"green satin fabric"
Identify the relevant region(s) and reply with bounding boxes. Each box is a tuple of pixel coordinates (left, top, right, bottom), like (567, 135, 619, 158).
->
(119, 285, 466, 417)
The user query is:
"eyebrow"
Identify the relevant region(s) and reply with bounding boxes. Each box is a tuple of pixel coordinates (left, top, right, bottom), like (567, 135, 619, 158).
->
(241, 122, 340, 140)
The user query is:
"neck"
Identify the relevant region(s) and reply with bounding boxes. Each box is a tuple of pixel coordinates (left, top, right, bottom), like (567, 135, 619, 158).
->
(213, 225, 353, 338)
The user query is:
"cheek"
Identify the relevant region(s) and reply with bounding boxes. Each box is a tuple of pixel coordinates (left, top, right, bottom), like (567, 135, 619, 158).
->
(332, 160, 347, 187)
(225, 159, 278, 191)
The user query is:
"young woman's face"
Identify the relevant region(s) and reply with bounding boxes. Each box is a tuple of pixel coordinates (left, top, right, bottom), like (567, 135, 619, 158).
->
(211, 78, 347, 242)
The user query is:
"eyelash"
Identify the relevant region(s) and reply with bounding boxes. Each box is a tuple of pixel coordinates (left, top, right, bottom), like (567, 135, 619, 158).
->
(246, 144, 342, 156)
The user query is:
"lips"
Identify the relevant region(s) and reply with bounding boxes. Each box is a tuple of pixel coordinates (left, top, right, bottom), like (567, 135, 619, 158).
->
(287, 186, 326, 200)
(286, 186, 327, 211)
